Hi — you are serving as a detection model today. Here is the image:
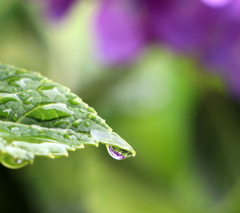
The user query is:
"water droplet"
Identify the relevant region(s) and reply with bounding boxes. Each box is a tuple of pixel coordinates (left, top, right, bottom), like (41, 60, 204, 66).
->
(9, 126, 20, 132)
(12, 114, 18, 121)
(72, 119, 82, 127)
(27, 103, 73, 121)
(87, 114, 97, 119)
(1, 155, 29, 169)
(40, 87, 61, 100)
(79, 109, 87, 113)
(69, 97, 82, 105)
(84, 122, 89, 127)
(69, 135, 77, 140)
(23, 97, 33, 105)
(106, 145, 132, 160)
(87, 107, 96, 113)
(0, 93, 20, 104)
(0, 109, 12, 118)
(63, 134, 70, 139)
(14, 78, 30, 88)
(90, 129, 136, 157)
(53, 120, 69, 126)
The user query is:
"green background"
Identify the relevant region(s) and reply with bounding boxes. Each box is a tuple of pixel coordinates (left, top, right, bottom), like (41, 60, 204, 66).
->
(1, 1, 240, 213)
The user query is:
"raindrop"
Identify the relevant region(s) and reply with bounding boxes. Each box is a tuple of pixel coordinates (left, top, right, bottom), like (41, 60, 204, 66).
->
(63, 134, 70, 139)
(23, 97, 33, 105)
(14, 78, 30, 88)
(69, 97, 82, 105)
(106, 145, 132, 160)
(0, 93, 20, 104)
(87, 107, 96, 113)
(1, 155, 29, 169)
(84, 122, 89, 127)
(0, 109, 12, 118)
(87, 114, 97, 120)
(72, 119, 82, 127)
(40, 87, 61, 100)
(69, 135, 77, 140)
(27, 103, 73, 121)
(9, 126, 20, 132)
(54, 120, 69, 126)
(12, 114, 18, 121)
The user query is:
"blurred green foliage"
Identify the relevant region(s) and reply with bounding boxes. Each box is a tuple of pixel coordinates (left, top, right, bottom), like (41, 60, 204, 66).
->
(1, 1, 240, 213)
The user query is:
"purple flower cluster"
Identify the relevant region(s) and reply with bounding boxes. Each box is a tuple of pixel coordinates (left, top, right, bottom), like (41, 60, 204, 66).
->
(39, 0, 77, 21)
(95, 0, 240, 96)
(38, 0, 240, 96)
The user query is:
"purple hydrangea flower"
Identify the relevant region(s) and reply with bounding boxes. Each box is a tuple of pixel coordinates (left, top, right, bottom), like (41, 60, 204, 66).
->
(95, 0, 240, 96)
(39, 0, 77, 21)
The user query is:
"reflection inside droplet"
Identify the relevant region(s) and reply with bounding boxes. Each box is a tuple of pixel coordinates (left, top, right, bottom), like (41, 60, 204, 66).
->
(1, 155, 29, 169)
(106, 145, 132, 160)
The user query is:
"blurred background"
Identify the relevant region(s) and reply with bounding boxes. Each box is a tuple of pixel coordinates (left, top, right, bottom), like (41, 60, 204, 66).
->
(1, 0, 240, 212)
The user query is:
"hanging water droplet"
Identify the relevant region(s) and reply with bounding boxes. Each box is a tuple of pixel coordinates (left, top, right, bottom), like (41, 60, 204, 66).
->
(1, 155, 29, 169)
(106, 145, 132, 160)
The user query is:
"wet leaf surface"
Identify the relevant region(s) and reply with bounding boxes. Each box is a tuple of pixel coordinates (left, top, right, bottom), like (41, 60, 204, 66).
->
(0, 65, 135, 168)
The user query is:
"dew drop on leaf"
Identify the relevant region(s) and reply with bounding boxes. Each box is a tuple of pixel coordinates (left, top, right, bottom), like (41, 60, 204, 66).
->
(69, 97, 82, 105)
(88, 114, 97, 119)
(0, 109, 11, 118)
(26, 103, 73, 121)
(72, 119, 82, 127)
(0, 93, 20, 104)
(1, 155, 29, 169)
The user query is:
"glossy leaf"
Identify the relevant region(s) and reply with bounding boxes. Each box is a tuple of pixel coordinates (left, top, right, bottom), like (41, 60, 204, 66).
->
(0, 65, 135, 169)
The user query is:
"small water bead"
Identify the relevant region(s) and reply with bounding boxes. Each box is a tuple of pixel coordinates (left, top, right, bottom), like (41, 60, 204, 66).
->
(69, 135, 77, 140)
(84, 122, 89, 127)
(9, 126, 20, 132)
(27, 103, 73, 121)
(87, 107, 96, 113)
(40, 87, 61, 100)
(53, 120, 69, 127)
(1, 155, 29, 169)
(14, 78, 30, 88)
(0, 93, 20, 104)
(79, 109, 87, 113)
(23, 97, 33, 105)
(0, 109, 12, 118)
(63, 134, 70, 139)
(69, 97, 82, 105)
(72, 119, 82, 127)
(87, 114, 97, 120)
(106, 145, 132, 160)
(12, 114, 18, 121)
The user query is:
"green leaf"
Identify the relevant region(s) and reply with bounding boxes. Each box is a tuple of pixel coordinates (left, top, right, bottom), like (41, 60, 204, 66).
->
(0, 65, 135, 169)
